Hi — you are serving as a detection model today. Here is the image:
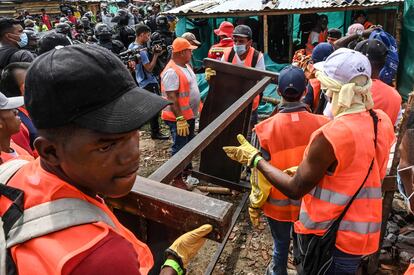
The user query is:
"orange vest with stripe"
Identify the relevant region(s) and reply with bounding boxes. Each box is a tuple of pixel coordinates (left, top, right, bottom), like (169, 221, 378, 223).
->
(0, 159, 154, 275)
(305, 30, 327, 55)
(294, 110, 395, 255)
(309, 78, 321, 112)
(161, 60, 194, 121)
(222, 47, 261, 110)
(0, 141, 34, 163)
(255, 111, 330, 222)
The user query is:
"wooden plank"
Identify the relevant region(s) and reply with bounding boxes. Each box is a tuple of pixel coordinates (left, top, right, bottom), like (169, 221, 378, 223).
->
(106, 176, 233, 241)
(198, 59, 278, 183)
(149, 60, 275, 184)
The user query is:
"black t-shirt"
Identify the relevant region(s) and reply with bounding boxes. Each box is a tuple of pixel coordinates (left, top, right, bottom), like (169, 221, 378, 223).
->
(0, 45, 35, 70)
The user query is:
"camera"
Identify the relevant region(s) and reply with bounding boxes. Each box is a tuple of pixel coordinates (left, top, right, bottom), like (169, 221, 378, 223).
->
(118, 47, 144, 65)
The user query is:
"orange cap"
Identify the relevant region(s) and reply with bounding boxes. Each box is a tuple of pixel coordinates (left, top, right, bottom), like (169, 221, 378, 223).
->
(172, 37, 198, 53)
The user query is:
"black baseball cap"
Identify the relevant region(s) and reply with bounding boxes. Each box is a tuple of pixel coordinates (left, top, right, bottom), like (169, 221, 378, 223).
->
(233, 25, 252, 39)
(327, 28, 342, 39)
(278, 65, 306, 98)
(354, 39, 388, 62)
(24, 44, 169, 133)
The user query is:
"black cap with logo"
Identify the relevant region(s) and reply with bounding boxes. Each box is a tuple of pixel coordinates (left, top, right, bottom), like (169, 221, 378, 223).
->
(24, 44, 169, 133)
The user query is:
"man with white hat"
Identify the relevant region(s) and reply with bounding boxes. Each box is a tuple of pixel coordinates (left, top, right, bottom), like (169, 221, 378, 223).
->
(223, 48, 395, 273)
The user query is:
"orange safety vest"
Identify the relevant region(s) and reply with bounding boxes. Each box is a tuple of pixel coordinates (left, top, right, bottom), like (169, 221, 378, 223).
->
(309, 78, 321, 112)
(305, 30, 328, 55)
(222, 47, 261, 111)
(255, 111, 330, 222)
(294, 110, 395, 255)
(161, 60, 195, 121)
(406, 263, 414, 275)
(0, 141, 34, 163)
(0, 159, 154, 275)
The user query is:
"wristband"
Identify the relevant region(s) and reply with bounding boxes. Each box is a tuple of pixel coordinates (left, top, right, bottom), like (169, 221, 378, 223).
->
(253, 156, 263, 168)
(176, 116, 184, 121)
(162, 259, 184, 275)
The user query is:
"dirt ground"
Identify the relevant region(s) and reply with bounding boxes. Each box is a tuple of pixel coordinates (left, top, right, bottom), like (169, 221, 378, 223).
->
(137, 127, 295, 275)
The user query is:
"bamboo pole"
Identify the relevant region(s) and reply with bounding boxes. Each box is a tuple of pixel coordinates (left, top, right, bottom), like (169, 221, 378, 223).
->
(263, 15, 269, 54)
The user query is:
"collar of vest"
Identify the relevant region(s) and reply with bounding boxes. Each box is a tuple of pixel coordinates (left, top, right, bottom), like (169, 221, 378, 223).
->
(278, 102, 310, 113)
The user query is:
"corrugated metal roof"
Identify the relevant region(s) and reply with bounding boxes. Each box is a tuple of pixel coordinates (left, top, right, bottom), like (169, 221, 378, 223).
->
(164, 0, 403, 16)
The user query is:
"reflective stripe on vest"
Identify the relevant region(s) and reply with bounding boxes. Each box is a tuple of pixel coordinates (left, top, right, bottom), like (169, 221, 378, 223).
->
(161, 60, 194, 121)
(309, 186, 382, 206)
(299, 210, 381, 234)
(267, 197, 301, 207)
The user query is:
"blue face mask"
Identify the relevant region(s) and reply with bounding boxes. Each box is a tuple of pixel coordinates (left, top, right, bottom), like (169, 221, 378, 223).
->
(233, 44, 246, 56)
(17, 33, 28, 48)
(397, 164, 414, 214)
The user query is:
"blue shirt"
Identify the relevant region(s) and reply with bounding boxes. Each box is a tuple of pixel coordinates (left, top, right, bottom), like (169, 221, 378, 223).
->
(128, 42, 158, 88)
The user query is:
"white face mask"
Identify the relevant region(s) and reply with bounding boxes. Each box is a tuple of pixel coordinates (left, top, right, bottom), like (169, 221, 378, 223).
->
(233, 44, 246, 56)
(17, 32, 28, 48)
(397, 165, 414, 215)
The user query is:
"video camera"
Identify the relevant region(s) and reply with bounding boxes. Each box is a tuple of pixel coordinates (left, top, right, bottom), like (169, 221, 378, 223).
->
(118, 47, 145, 65)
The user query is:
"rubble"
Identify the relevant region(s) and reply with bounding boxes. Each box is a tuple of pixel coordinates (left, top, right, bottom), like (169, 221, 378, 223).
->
(381, 193, 414, 269)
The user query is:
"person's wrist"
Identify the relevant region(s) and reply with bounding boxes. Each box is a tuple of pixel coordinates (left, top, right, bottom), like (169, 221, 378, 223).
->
(253, 155, 263, 168)
(162, 259, 184, 275)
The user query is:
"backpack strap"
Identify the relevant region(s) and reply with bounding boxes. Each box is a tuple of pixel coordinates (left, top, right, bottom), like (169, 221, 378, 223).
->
(251, 49, 260, 68)
(227, 48, 236, 63)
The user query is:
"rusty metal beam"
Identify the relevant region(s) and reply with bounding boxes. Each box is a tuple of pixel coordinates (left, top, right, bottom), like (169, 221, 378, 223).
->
(106, 176, 233, 241)
(191, 170, 251, 192)
(149, 74, 273, 184)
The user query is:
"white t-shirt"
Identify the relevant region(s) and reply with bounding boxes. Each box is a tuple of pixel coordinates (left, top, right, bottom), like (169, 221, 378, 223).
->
(221, 49, 266, 70)
(309, 31, 320, 45)
(162, 65, 200, 118)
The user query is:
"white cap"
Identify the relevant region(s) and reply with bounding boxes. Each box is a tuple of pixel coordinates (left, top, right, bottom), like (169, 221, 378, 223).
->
(313, 48, 371, 84)
(0, 93, 24, 110)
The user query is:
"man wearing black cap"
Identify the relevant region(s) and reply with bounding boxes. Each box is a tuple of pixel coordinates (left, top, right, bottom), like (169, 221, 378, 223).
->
(355, 39, 401, 126)
(327, 28, 342, 46)
(0, 18, 35, 71)
(251, 66, 329, 275)
(0, 44, 211, 275)
(221, 24, 265, 136)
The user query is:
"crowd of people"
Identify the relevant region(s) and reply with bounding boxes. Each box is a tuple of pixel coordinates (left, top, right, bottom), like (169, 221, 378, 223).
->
(0, 2, 411, 275)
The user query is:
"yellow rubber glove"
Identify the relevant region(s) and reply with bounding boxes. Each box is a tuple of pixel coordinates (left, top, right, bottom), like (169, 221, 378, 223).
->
(205, 67, 216, 81)
(169, 224, 213, 267)
(250, 168, 272, 209)
(249, 207, 260, 227)
(223, 134, 260, 167)
(176, 119, 190, 136)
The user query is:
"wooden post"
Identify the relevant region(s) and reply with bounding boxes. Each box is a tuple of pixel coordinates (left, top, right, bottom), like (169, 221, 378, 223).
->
(367, 92, 414, 274)
(263, 14, 269, 54)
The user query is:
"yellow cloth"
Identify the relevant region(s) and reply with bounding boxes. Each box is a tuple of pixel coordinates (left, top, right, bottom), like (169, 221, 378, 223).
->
(169, 224, 212, 267)
(316, 71, 374, 117)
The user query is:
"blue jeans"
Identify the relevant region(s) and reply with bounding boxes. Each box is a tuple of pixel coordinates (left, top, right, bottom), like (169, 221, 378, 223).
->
(267, 218, 297, 275)
(165, 119, 195, 170)
(326, 248, 361, 275)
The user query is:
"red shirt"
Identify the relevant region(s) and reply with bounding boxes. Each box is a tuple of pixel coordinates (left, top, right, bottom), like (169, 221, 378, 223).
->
(371, 79, 401, 125)
(63, 231, 141, 275)
(41, 14, 52, 30)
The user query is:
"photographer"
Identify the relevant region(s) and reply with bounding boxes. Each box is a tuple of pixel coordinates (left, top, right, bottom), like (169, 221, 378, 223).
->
(128, 24, 168, 140)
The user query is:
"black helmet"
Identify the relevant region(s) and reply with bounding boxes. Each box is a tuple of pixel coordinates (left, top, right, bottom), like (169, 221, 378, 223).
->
(55, 22, 71, 35)
(38, 31, 72, 55)
(81, 16, 90, 27)
(150, 31, 162, 42)
(84, 11, 93, 21)
(95, 23, 112, 37)
(156, 15, 168, 27)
